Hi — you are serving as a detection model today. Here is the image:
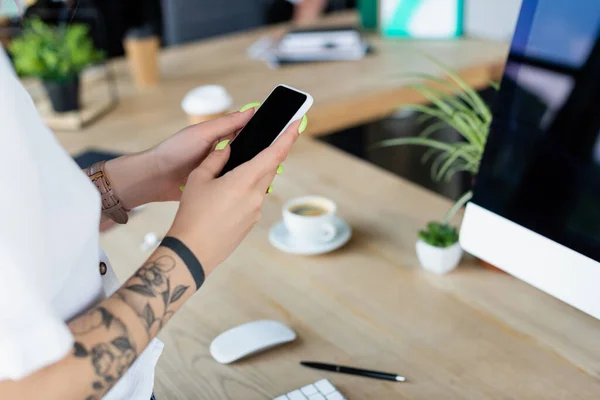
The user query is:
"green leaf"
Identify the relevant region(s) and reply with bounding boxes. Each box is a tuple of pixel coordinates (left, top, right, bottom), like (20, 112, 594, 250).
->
(372, 136, 456, 153)
(408, 82, 482, 124)
(415, 111, 439, 125)
(421, 147, 439, 164)
(443, 191, 473, 224)
(489, 80, 501, 91)
(443, 161, 475, 182)
(455, 113, 487, 148)
(401, 104, 484, 149)
(417, 121, 447, 139)
(420, 221, 459, 247)
(421, 54, 493, 122)
(404, 72, 484, 118)
(436, 144, 477, 181)
(8, 17, 103, 80)
(431, 151, 451, 181)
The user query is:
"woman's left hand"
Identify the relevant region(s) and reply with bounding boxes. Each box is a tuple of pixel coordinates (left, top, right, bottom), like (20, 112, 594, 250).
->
(150, 109, 255, 201)
(104, 109, 255, 209)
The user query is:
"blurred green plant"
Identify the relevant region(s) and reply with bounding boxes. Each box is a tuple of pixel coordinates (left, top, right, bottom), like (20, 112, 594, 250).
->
(9, 17, 104, 81)
(419, 221, 459, 248)
(372, 55, 498, 224)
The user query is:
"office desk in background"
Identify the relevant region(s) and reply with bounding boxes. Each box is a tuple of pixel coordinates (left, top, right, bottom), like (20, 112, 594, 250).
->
(48, 12, 600, 400)
(53, 12, 507, 155)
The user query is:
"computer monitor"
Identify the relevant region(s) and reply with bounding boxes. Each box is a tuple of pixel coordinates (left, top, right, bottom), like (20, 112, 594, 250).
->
(460, 0, 600, 319)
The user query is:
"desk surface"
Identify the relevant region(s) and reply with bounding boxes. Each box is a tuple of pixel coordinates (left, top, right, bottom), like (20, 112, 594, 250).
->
(99, 137, 600, 399)
(54, 12, 508, 155)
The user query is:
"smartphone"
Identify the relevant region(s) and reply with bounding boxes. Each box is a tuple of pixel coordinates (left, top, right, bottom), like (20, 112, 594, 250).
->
(219, 85, 313, 176)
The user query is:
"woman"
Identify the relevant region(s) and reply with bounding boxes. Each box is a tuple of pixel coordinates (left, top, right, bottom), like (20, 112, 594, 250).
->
(0, 39, 303, 399)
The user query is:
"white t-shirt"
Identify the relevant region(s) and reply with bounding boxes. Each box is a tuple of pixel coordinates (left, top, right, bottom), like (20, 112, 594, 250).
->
(0, 47, 163, 399)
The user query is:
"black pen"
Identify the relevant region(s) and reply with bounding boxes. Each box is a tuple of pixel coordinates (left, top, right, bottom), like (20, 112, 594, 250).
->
(300, 361, 406, 382)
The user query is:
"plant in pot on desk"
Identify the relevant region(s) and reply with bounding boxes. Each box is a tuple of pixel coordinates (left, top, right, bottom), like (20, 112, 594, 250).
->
(9, 18, 104, 113)
(374, 57, 501, 272)
(417, 221, 462, 274)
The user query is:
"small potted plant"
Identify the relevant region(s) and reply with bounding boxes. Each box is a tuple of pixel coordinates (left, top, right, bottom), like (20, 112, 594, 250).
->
(9, 17, 104, 113)
(416, 221, 462, 274)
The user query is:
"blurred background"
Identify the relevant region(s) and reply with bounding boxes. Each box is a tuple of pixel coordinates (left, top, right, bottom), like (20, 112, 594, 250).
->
(0, 0, 522, 204)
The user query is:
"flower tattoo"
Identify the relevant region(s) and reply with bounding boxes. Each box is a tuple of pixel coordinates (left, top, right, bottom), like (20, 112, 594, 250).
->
(72, 307, 136, 395)
(124, 255, 189, 335)
(68, 254, 191, 398)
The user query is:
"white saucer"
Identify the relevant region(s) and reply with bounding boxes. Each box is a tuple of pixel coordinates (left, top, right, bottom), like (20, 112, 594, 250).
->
(268, 216, 352, 255)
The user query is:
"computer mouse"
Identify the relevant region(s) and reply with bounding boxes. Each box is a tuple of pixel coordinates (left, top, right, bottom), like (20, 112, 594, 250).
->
(209, 320, 297, 364)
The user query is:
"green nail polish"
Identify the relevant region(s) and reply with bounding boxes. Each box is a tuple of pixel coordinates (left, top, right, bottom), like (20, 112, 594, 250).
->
(276, 165, 284, 175)
(180, 186, 185, 192)
(239, 102, 261, 112)
(267, 185, 274, 194)
(299, 115, 308, 134)
(215, 139, 230, 150)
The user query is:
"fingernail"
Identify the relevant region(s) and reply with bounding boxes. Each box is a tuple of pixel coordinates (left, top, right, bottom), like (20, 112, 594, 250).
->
(239, 102, 261, 112)
(299, 115, 308, 134)
(215, 139, 230, 150)
(276, 165, 284, 175)
(180, 186, 185, 192)
(267, 185, 274, 194)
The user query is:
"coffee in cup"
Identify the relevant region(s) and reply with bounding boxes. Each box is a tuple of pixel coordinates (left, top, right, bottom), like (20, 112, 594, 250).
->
(181, 85, 233, 125)
(289, 203, 329, 217)
(283, 196, 337, 244)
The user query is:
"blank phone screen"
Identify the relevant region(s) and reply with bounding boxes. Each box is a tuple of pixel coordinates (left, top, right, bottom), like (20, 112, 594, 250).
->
(219, 86, 307, 176)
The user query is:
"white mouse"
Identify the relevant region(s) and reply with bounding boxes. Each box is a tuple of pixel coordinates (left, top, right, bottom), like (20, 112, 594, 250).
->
(209, 320, 297, 364)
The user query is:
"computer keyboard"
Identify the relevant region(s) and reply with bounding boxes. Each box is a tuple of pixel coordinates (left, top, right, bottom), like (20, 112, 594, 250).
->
(273, 379, 346, 400)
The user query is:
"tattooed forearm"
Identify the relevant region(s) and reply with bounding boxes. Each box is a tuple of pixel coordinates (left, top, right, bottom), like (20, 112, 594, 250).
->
(0, 247, 197, 400)
(70, 307, 137, 400)
(67, 254, 192, 399)
(120, 255, 190, 338)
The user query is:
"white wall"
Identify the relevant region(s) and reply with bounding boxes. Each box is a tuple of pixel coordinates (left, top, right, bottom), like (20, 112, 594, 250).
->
(464, 0, 524, 41)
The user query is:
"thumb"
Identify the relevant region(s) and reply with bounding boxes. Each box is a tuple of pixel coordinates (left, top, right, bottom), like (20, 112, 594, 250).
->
(192, 140, 232, 182)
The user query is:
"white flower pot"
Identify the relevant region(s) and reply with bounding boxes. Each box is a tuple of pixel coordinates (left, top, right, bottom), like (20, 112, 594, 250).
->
(415, 240, 463, 274)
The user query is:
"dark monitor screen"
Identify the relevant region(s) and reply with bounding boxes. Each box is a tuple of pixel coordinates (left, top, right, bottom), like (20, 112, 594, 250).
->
(473, 0, 600, 261)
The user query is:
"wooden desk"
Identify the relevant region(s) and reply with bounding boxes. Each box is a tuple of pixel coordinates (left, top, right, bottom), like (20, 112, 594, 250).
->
(53, 12, 508, 155)
(98, 138, 600, 399)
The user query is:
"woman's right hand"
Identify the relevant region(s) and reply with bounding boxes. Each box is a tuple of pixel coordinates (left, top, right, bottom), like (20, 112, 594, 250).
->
(168, 120, 301, 275)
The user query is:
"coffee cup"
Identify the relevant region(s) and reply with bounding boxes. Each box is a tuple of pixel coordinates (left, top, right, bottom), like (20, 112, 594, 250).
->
(181, 85, 233, 125)
(124, 24, 160, 88)
(283, 196, 337, 244)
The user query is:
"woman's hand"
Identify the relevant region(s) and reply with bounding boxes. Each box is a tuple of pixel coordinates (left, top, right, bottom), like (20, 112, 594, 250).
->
(150, 109, 258, 201)
(104, 109, 256, 210)
(168, 120, 301, 275)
